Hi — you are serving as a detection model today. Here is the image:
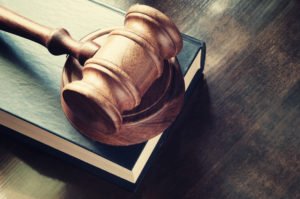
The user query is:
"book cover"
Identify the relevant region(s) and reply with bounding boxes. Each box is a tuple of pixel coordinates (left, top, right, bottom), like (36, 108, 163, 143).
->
(0, 0, 205, 190)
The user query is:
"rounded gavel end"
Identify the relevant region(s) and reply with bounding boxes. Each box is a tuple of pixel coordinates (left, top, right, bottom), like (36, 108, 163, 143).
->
(126, 4, 183, 57)
(62, 80, 122, 135)
(61, 4, 183, 138)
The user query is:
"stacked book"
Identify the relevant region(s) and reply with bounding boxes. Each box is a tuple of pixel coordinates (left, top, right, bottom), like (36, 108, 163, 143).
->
(0, 0, 205, 190)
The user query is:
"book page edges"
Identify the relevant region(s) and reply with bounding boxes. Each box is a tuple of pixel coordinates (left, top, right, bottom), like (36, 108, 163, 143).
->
(131, 48, 202, 181)
(0, 111, 136, 183)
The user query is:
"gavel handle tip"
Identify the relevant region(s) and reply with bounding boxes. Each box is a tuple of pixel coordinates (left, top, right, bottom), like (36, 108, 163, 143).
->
(0, 6, 99, 64)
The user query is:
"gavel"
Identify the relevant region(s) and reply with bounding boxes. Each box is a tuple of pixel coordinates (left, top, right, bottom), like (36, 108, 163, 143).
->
(0, 5, 185, 145)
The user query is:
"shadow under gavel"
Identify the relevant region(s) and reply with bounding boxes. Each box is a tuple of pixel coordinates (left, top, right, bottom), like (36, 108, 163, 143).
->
(0, 5, 185, 146)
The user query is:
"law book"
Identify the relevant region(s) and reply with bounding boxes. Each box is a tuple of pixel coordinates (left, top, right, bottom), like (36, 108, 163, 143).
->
(0, 0, 206, 190)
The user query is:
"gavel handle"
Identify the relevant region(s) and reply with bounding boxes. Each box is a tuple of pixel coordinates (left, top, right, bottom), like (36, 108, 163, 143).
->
(0, 6, 99, 64)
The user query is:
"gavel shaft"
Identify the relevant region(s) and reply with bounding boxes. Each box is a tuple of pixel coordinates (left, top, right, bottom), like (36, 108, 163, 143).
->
(0, 6, 99, 64)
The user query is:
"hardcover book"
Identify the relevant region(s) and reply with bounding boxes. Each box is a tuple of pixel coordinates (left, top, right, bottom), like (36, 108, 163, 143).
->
(0, 0, 205, 190)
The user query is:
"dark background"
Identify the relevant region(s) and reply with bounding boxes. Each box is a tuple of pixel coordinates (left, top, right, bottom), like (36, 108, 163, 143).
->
(0, 0, 299, 198)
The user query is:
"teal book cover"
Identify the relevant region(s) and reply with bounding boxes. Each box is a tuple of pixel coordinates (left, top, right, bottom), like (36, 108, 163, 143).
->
(0, 0, 205, 190)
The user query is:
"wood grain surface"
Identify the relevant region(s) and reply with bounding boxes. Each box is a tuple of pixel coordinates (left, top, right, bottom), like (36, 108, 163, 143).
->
(0, 0, 299, 198)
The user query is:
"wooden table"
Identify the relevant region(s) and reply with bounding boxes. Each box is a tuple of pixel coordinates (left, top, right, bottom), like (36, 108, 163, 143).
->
(1, 0, 299, 198)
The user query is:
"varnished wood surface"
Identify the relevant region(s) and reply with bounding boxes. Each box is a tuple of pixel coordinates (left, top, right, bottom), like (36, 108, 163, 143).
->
(0, 0, 299, 198)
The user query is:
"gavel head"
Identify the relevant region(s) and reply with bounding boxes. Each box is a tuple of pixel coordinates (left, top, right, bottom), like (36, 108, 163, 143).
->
(61, 5, 184, 145)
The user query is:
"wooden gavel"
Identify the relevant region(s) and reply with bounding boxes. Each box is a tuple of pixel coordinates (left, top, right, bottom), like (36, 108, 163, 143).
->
(0, 5, 185, 145)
